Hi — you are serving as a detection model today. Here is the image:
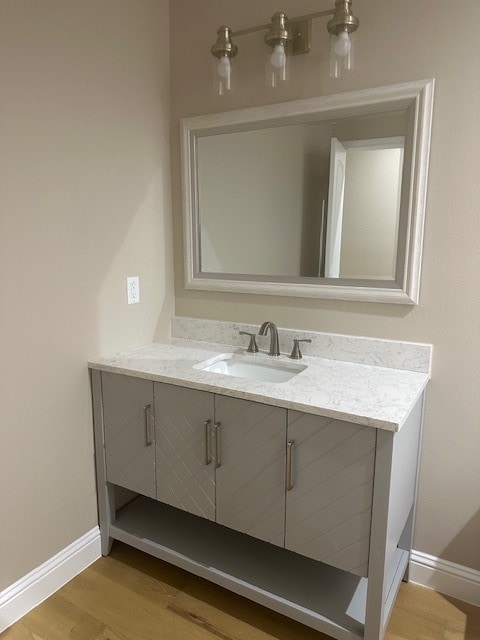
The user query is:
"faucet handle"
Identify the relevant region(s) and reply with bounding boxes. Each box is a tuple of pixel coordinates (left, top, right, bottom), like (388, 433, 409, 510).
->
(239, 331, 259, 353)
(290, 338, 312, 360)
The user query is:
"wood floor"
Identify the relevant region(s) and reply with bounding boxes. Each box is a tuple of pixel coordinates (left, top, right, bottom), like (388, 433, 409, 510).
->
(2, 542, 479, 640)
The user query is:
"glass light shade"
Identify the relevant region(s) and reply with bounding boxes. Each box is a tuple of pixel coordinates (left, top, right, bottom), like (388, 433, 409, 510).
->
(213, 54, 234, 96)
(329, 30, 355, 78)
(266, 43, 289, 88)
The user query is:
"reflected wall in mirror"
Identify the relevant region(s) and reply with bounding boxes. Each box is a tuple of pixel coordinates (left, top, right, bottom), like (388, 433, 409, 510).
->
(182, 80, 434, 304)
(325, 135, 404, 280)
(198, 112, 405, 281)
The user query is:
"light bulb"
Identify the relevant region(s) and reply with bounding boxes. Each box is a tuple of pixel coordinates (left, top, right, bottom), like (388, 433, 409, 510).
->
(270, 44, 286, 69)
(334, 31, 351, 56)
(217, 55, 231, 79)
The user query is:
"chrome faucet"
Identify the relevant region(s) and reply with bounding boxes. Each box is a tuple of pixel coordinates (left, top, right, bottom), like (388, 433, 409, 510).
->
(259, 321, 280, 356)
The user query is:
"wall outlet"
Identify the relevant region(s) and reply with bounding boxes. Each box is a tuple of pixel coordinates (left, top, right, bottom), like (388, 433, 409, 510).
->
(127, 276, 140, 304)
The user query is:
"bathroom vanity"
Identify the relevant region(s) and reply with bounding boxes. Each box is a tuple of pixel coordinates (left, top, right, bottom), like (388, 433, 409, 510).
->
(88, 76, 435, 640)
(89, 318, 431, 640)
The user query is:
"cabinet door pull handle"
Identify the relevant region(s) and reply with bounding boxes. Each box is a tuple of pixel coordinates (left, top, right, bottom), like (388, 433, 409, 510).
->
(143, 404, 153, 447)
(286, 440, 294, 491)
(204, 419, 212, 465)
(214, 421, 222, 468)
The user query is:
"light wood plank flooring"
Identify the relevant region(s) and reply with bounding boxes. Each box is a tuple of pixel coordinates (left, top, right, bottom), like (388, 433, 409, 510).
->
(2, 542, 479, 640)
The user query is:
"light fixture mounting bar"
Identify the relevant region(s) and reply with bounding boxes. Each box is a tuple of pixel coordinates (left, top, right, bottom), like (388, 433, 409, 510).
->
(289, 19, 312, 56)
(290, 9, 336, 22)
(230, 9, 334, 38)
(231, 23, 271, 38)
(229, 9, 336, 57)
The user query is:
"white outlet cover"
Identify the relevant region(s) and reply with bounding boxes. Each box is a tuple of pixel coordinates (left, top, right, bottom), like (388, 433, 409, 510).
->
(127, 276, 140, 304)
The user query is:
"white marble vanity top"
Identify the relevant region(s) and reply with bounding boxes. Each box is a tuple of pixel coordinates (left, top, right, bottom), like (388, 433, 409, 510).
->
(89, 337, 429, 432)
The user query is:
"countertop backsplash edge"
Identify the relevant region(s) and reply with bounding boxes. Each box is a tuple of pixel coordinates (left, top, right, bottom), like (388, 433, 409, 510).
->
(171, 316, 432, 374)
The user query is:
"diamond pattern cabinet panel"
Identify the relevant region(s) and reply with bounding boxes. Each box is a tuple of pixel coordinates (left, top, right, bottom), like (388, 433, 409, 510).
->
(154, 383, 215, 521)
(215, 396, 287, 547)
(102, 373, 156, 499)
(285, 411, 376, 577)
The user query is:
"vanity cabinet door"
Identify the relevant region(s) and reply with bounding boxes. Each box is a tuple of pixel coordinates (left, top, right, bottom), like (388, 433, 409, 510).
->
(154, 383, 216, 521)
(215, 396, 287, 547)
(102, 372, 156, 499)
(285, 412, 376, 577)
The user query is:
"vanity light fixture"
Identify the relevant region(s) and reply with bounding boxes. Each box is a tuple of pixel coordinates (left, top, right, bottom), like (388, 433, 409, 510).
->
(327, 0, 359, 78)
(211, 26, 238, 96)
(210, 0, 360, 95)
(265, 12, 293, 88)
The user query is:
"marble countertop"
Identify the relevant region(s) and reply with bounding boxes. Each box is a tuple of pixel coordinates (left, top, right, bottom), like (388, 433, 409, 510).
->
(88, 338, 429, 432)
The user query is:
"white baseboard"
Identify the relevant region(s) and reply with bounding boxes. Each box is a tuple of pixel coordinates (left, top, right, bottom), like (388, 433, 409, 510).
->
(410, 550, 480, 606)
(0, 527, 101, 633)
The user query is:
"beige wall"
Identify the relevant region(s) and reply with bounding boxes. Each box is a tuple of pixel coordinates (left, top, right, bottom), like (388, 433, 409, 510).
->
(198, 125, 308, 275)
(0, 0, 174, 590)
(198, 121, 332, 277)
(340, 147, 402, 279)
(171, 0, 480, 569)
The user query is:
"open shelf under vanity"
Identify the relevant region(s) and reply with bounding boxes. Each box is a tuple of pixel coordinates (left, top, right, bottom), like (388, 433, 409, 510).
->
(109, 495, 409, 640)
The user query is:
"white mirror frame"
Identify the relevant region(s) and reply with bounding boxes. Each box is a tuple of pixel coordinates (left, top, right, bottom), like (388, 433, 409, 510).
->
(181, 79, 434, 305)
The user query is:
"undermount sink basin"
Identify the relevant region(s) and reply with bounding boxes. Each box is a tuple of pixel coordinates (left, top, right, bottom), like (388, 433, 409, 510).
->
(194, 353, 307, 383)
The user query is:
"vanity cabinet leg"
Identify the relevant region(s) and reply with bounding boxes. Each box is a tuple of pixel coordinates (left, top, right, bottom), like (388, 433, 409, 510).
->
(101, 536, 113, 556)
(100, 483, 114, 556)
(364, 430, 394, 640)
(91, 369, 115, 556)
(402, 394, 426, 584)
(399, 506, 415, 583)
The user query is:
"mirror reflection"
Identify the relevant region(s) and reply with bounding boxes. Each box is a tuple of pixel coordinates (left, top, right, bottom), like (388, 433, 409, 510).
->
(197, 110, 407, 281)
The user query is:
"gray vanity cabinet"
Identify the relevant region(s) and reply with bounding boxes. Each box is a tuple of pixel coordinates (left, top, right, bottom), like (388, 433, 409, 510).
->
(285, 411, 376, 577)
(153, 386, 286, 543)
(100, 374, 376, 564)
(93, 367, 425, 640)
(215, 395, 286, 547)
(154, 382, 215, 521)
(101, 372, 156, 499)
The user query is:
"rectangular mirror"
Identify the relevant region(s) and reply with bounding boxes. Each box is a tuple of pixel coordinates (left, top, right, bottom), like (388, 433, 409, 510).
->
(182, 80, 434, 304)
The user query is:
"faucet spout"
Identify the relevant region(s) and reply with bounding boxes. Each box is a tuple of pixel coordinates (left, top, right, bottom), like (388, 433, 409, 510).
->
(259, 321, 281, 357)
